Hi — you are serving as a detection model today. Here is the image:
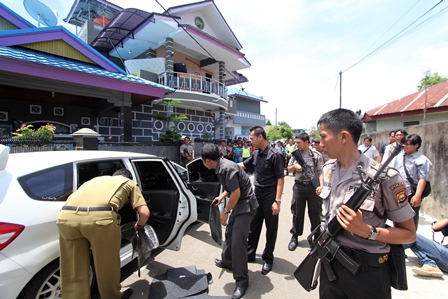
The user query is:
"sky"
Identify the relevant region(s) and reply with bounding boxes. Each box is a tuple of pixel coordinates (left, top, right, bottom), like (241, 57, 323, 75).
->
(3, 0, 448, 130)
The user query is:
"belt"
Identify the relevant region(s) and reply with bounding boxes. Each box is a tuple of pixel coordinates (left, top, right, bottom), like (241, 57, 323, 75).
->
(254, 185, 276, 192)
(295, 180, 311, 186)
(340, 246, 389, 269)
(62, 206, 113, 212)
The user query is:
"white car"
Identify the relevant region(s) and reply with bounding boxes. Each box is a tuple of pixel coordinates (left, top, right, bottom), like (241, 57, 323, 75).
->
(0, 146, 221, 299)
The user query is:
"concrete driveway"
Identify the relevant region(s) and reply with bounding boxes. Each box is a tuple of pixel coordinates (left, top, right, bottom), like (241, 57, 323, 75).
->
(119, 175, 446, 299)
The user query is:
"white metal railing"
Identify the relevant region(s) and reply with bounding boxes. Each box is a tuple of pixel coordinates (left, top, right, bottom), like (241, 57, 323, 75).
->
(158, 72, 227, 99)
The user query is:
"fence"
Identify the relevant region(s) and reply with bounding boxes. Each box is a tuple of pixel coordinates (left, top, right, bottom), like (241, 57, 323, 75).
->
(0, 139, 76, 153)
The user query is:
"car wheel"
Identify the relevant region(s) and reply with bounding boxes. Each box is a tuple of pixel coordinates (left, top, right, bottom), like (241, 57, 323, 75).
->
(17, 259, 96, 299)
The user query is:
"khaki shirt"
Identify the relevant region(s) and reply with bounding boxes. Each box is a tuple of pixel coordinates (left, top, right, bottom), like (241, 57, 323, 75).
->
(319, 154, 414, 253)
(65, 176, 147, 212)
(288, 149, 323, 182)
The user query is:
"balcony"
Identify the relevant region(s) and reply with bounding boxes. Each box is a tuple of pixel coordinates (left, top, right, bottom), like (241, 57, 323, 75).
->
(233, 111, 266, 126)
(158, 72, 227, 98)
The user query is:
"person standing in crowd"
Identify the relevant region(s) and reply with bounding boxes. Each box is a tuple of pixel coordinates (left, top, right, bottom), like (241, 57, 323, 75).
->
(377, 130, 395, 163)
(201, 144, 258, 299)
(180, 136, 194, 167)
(220, 140, 229, 159)
(383, 129, 407, 162)
(227, 141, 235, 161)
(233, 143, 243, 163)
(392, 133, 432, 229)
(287, 133, 324, 251)
(57, 169, 150, 299)
(285, 138, 296, 176)
(238, 126, 284, 275)
(242, 141, 251, 162)
(312, 137, 328, 165)
(317, 108, 415, 299)
(358, 136, 379, 161)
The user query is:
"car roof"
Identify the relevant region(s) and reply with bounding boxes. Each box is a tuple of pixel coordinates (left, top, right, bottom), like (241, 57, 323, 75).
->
(5, 150, 156, 175)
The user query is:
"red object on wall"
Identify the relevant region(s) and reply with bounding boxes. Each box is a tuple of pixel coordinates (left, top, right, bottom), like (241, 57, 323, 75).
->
(93, 16, 110, 26)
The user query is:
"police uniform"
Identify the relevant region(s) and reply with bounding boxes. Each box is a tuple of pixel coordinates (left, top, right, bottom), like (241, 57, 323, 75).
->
(319, 154, 414, 299)
(216, 158, 259, 287)
(180, 143, 194, 167)
(243, 145, 285, 264)
(57, 176, 147, 299)
(393, 151, 432, 229)
(288, 149, 323, 238)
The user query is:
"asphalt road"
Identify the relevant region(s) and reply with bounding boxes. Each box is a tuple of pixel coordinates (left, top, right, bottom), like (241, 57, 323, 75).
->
(119, 175, 446, 299)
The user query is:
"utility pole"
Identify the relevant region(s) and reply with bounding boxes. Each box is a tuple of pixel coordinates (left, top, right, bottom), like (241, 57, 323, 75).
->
(339, 71, 342, 108)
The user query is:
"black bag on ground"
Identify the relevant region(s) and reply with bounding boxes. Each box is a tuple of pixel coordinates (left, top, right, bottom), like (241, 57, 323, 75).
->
(387, 243, 408, 290)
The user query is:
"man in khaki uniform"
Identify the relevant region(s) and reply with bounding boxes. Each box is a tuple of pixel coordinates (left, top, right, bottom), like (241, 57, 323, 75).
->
(57, 169, 150, 299)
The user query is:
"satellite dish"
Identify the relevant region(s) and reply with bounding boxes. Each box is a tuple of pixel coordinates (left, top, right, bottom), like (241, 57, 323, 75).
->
(23, 0, 58, 27)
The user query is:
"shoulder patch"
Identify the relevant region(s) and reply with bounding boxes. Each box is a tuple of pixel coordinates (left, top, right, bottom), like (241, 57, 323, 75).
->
(390, 181, 405, 190)
(395, 189, 407, 203)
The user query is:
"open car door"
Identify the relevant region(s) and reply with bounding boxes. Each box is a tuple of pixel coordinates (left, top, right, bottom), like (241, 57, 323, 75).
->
(130, 157, 197, 251)
(186, 158, 223, 223)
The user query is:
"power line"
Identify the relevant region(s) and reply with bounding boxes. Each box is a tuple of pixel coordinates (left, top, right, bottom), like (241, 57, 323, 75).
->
(342, 0, 445, 73)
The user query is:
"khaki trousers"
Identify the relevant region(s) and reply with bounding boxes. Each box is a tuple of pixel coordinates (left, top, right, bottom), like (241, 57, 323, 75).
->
(57, 210, 121, 299)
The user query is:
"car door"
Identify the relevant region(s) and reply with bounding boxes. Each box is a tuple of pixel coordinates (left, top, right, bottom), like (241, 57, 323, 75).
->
(186, 158, 223, 223)
(129, 157, 197, 251)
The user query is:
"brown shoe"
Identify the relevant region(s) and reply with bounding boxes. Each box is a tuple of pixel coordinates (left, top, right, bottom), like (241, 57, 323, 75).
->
(412, 265, 443, 278)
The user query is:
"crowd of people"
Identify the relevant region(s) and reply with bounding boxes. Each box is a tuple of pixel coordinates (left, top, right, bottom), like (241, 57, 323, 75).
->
(57, 109, 446, 299)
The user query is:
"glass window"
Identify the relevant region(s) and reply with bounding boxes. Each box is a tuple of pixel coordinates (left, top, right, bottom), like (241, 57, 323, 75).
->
(77, 160, 125, 187)
(18, 163, 73, 201)
(133, 161, 178, 191)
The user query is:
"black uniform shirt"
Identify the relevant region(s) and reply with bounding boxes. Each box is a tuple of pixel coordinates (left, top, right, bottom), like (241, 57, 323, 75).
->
(243, 145, 285, 188)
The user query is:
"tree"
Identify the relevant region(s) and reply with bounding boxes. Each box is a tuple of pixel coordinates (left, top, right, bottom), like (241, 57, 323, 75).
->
(309, 125, 320, 138)
(266, 121, 294, 141)
(153, 100, 187, 143)
(417, 72, 448, 90)
(266, 119, 272, 125)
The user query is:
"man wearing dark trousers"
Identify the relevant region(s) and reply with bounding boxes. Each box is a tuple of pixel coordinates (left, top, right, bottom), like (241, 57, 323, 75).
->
(202, 144, 258, 299)
(287, 133, 324, 251)
(238, 126, 284, 275)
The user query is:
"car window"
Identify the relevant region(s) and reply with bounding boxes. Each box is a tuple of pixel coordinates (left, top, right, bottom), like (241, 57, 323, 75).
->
(77, 160, 125, 187)
(188, 159, 219, 182)
(133, 161, 177, 191)
(18, 163, 73, 201)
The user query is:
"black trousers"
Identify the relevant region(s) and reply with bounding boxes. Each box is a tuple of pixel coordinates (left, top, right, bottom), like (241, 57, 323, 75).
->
(247, 188, 278, 264)
(222, 212, 253, 287)
(319, 251, 391, 299)
(290, 183, 322, 237)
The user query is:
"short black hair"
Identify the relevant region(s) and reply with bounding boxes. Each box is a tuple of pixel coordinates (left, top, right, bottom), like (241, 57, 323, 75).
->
(364, 136, 372, 142)
(389, 130, 395, 136)
(296, 132, 310, 142)
(403, 133, 422, 150)
(317, 108, 363, 144)
(113, 168, 132, 179)
(395, 129, 408, 136)
(201, 143, 220, 161)
(184, 136, 190, 140)
(250, 126, 267, 140)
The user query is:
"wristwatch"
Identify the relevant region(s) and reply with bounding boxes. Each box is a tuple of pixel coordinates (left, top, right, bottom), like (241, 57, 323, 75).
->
(275, 200, 281, 205)
(367, 226, 378, 240)
(223, 208, 231, 214)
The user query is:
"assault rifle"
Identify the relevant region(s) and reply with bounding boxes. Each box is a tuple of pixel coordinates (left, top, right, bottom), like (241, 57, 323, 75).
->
(291, 149, 318, 189)
(294, 143, 404, 291)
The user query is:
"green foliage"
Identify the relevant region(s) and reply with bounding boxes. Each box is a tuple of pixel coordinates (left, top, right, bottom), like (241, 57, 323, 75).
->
(267, 121, 294, 141)
(266, 119, 272, 125)
(309, 125, 320, 138)
(153, 100, 187, 143)
(12, 124, 55, 142)
(201, 132, 213, 140)
(417, 72, 448, 90)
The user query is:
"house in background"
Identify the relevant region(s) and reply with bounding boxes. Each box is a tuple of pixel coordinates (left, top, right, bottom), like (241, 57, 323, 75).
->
(225, 88, 267, 140)
(0, 3, 171, 141)
(64, 0, 254, 141)
(363, 80, 448, 133)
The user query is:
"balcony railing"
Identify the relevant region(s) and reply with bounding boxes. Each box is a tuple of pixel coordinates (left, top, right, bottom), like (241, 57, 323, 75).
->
(158, 72, 227, 99)
(233, 111, 266, 126)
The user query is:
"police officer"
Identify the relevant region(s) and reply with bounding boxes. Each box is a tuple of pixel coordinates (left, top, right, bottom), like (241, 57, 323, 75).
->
(202, 144, 258, 299)
(287, 133, 323, 251)
(57, 169, 150, 299)
(392, 133, 432, 229)
(180, 136, 194, 167)
(238, 126, 284, 275)
(317, 109, 415, 299)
